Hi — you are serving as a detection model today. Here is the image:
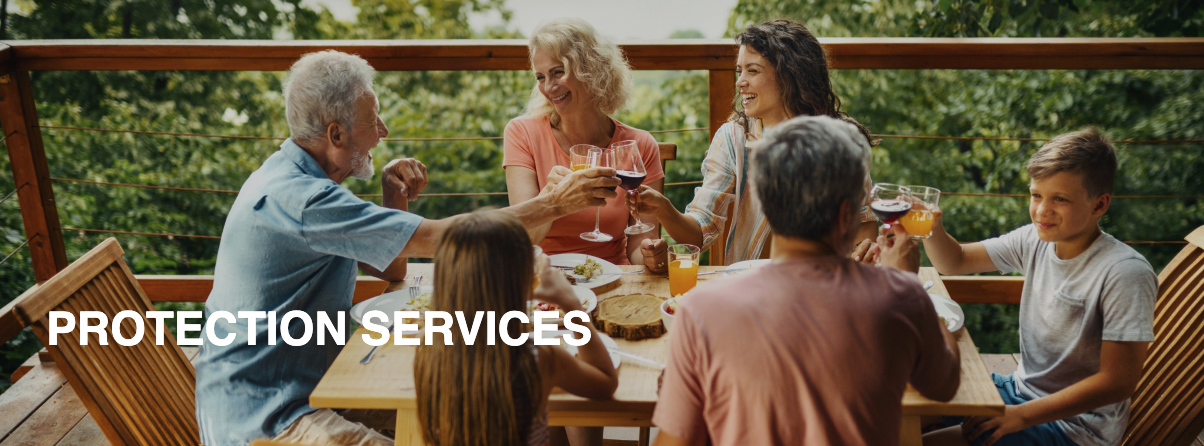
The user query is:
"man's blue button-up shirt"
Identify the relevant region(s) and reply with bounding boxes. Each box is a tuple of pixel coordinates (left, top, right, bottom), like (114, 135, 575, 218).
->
(195, 139, 420, 445)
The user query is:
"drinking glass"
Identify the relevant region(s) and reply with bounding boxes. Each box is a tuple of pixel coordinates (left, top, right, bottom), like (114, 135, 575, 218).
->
(899, 186, 940, 240)
(668, 244, 700, 297)
(568, 144, 596, 173)
(576, 146, 615, 242)
(532, 245, 543, 290)
(869, 183, 913, 230)
(612, 140, 655, 235)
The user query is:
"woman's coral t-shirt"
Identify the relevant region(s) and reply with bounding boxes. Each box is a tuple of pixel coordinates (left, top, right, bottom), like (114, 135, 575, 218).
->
(503, 115, 665, 264)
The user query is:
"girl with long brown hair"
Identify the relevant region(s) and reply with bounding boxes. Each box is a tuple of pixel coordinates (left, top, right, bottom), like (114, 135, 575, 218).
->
(629, 19, 882, 267)
(415, 211, 619, 446)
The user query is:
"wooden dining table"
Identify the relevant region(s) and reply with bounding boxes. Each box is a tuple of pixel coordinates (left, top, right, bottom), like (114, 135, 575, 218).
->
(310, 264, 1004, 446)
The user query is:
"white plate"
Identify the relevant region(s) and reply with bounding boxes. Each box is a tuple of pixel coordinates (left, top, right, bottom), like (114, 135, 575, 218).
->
(559, 331, 622, 369)
(929, 293, 965, 332)
(529, 286, 598, 322)
(550, 254, 624, 289)
(351, 286, 434, 328)
(724, 259, 771, 272)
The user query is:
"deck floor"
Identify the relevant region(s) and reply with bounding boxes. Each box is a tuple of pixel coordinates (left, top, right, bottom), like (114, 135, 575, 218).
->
(1, 353, 1201, 446)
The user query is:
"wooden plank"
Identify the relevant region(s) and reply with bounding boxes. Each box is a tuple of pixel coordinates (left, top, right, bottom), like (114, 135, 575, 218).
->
(0, 374, 90, 446)
(980, 354, 1018, 376)
(904, 269, 1006, 417)
(0, 361, 67, 439)
(5, 38, 1203, 71)
(943, 276, 1024, 304)
(0, 70, 67, 281)
(53, 416, 106, 446)
(10, 352, 40, 382)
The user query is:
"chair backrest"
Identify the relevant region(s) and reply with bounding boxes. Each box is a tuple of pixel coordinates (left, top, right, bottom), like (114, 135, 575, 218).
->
(1123, 226, 1204, 446)
(10, 238, 197, 446)
(657, 142, 676, 178)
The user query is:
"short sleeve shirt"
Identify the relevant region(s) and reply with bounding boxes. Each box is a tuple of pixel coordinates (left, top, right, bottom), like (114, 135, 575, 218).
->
(982, 224, 1156, 446)
(502, 115, 665, 264)
(652, 257, 957, 445)
(194, 139, 421, 446)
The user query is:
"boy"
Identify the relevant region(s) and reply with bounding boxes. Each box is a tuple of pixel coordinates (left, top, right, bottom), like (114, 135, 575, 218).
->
(923, 128, 1157, 446)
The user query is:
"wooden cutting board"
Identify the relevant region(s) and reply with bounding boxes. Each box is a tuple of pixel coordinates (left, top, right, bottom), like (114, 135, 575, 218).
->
(594, 294, 665, 340)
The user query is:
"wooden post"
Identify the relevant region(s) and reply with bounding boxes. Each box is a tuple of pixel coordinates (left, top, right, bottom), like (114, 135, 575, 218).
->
(706, 69, 735, 266)
(0, 70, 67, 281)
(707, 69, 735, 143)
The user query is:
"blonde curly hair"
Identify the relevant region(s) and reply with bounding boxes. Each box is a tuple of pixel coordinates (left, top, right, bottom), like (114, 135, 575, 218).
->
(524, 18, 633, 126)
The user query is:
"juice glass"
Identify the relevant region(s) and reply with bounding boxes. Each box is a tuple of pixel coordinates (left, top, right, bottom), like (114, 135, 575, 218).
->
(532, 245, 543, 290)
(668, 244, 700, 297)
(899, 186, 940, 240)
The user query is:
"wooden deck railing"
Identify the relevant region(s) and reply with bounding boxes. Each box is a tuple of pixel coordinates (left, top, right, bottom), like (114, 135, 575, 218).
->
(1, 37, 1201, 344)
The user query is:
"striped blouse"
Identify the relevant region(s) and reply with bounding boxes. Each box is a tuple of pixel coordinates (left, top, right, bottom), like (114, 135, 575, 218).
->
(683, 120, 877, 265)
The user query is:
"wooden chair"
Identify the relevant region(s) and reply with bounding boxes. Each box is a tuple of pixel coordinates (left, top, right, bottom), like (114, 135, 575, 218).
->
(1123, 225, 1204, 446)
(657, 142, 677, 178)
(9, 238, 197, 446)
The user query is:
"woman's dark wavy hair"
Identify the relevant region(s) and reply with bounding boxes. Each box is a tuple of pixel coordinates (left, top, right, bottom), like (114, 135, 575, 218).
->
(731, 19, 878, 147)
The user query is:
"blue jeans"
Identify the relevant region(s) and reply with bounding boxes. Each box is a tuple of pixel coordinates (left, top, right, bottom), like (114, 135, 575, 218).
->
(944, 373, 1077, 446)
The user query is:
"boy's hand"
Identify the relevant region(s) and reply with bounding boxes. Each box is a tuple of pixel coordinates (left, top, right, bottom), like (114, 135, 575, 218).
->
(877, 225, 921, 273)
(963, 405, 1031, 446)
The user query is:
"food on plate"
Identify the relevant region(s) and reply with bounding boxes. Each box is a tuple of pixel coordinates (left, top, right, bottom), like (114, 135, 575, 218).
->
(663, 292, 691, 316)
(528, 290, 595, 318)
(595, 294, 665, 340)
(405, 291, 433, 312)
(573, 258, 604, 281)
(563, 271, 577, 286)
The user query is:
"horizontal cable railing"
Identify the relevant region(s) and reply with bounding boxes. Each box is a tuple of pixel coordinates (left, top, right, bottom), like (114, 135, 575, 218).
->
(39, 125, 1204, 145)
(54, 225, 1189, 244)
(0, 237, 31, 268)
(48, 177, 1204, 200)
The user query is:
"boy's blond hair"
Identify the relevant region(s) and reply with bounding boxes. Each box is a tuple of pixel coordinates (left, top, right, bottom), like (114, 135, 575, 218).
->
(1027, 127, 1117, 197)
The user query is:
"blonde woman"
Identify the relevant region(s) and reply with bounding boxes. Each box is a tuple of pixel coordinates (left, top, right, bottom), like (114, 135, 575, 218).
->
(415, 212, 618, 446)
(504, 18, 665, 268)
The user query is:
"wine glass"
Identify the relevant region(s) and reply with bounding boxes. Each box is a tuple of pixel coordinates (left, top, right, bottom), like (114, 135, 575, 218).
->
(577, 146, 615, 242)
(869, 183, 913, 230)
(612, 140, 655, 235)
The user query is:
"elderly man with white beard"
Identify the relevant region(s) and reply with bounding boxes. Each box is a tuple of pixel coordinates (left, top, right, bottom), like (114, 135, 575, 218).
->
(194, 50, 621, 446)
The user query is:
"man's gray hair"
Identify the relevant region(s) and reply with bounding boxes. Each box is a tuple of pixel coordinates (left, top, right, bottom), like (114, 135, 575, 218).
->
(751, 115, 871, 241)
(283, 50, 376, 143)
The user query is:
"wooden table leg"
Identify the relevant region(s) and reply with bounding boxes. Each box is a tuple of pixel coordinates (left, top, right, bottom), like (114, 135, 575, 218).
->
(638, 427, 650, 446)
(900, 415, 922, 446)
(394, 408, 423, 446)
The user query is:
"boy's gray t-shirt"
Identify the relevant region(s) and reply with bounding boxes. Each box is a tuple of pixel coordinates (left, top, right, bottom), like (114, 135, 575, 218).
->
(982, 224, 1156, 446)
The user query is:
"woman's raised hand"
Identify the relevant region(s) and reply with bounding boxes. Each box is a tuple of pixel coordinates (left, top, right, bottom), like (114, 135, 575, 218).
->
(626, 185, 671, 218)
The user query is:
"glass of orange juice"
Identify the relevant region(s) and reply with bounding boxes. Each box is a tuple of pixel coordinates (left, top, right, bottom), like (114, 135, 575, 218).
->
(899, 186, 940, 240)
(668, 244, 700, 297)
(532, 246, 544, 290)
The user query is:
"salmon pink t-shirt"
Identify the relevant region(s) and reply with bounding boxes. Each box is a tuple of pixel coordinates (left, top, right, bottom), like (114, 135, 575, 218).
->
(653, 257, 958, 445)
(502, 115, 665, 264)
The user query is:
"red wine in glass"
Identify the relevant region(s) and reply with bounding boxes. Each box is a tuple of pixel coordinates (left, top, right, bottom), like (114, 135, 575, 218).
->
(871, 199, 912, 225)
(616, 170, 646, 191)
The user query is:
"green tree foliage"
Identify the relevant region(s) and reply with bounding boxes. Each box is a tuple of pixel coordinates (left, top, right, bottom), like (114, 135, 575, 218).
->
(727, 0, 1204, 352)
